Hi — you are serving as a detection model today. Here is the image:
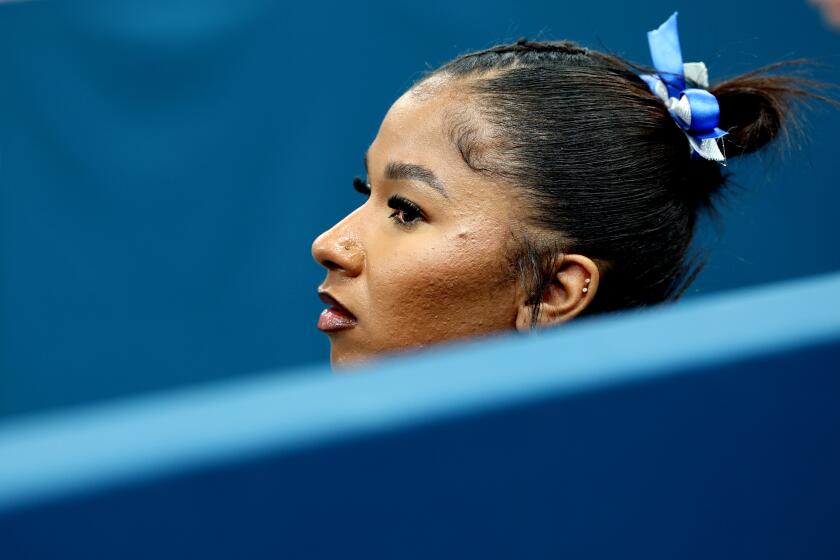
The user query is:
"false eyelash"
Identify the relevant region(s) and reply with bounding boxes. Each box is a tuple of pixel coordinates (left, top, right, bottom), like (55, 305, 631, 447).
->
(352, 175, 425, 226)
(353, 176, 371, 196)
(387, 194, 425, 226)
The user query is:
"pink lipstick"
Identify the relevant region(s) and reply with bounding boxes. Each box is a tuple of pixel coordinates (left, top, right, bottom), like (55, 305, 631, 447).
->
(317, 290, 358, 332)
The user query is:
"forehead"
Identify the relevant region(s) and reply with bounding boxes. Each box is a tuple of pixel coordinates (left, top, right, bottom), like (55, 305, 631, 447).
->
(366, 77, 527, 231)
(367, 78, 529, 240)
(377, 89, 450, 149)
(368, 78, 475, 186)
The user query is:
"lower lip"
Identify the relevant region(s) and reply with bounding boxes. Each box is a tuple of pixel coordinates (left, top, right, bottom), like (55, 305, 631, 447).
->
(317, 306, 358, 332)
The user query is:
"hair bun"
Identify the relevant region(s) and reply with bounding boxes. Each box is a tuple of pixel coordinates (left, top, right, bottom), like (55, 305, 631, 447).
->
(710, 60, 834, 158)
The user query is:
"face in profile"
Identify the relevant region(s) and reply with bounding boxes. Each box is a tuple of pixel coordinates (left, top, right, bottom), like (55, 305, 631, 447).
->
(311, 78, 598, 369)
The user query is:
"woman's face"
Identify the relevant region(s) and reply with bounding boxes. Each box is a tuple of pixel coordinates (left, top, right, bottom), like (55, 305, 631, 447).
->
(311, 81, 529, 368)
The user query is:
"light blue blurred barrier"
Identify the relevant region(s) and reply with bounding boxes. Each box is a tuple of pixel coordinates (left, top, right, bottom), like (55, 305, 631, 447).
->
(1, 271, 839, 558)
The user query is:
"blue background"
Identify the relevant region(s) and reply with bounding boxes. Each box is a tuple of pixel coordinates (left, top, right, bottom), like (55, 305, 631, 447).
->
(2, 0, 838, 418)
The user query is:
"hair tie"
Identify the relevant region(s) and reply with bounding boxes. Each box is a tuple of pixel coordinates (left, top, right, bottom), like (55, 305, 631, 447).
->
(640, 12, 728, 164)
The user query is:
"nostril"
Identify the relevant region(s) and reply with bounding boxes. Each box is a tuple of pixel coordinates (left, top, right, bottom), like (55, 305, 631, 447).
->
(322, 259, 341, 271)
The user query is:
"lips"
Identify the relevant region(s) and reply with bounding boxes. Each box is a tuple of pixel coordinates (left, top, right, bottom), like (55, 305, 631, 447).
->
(317, 290, 358, 332)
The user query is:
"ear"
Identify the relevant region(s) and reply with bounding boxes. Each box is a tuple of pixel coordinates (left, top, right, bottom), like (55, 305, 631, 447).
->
(515, 254, 600, 332)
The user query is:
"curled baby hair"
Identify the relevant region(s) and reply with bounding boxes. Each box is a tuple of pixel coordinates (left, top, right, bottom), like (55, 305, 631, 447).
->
(411, 37, 838, 329)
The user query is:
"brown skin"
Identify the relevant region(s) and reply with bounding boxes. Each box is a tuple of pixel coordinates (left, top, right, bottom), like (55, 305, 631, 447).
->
(809, 0, 840, 29)
(311, 78, 601, 369)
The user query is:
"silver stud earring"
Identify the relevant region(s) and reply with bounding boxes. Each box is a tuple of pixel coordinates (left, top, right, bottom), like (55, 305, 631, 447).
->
(582, 277, 591, 293)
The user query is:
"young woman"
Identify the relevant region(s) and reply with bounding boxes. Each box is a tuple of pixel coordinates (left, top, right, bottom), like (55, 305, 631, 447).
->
(311, 12, 831, 368)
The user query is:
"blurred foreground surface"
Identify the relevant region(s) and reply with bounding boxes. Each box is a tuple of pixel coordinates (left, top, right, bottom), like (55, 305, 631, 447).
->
(1, 271, 839, 558)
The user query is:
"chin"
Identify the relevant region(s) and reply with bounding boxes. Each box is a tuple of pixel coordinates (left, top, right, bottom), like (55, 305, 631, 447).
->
(329, 348, 374, 372)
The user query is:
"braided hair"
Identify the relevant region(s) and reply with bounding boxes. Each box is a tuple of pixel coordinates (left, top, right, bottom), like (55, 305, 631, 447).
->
(411, 37, 834, 328)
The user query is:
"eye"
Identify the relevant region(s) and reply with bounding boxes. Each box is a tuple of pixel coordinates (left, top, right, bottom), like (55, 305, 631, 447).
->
(353, 176, 426, 227)
(387, 194, 426, 227)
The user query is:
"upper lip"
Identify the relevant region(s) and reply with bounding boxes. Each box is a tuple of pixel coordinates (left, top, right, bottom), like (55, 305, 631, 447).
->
(317, 289, 357, 320)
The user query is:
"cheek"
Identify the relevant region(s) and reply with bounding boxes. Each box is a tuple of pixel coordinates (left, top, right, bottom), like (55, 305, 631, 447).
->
(365, 226, 517, 348)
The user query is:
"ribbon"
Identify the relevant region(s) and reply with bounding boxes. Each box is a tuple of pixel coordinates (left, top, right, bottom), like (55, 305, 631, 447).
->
(640, 12, 728, 163)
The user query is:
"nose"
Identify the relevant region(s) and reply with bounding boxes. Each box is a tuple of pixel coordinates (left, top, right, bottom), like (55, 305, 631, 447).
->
(311, 211, 364, 277)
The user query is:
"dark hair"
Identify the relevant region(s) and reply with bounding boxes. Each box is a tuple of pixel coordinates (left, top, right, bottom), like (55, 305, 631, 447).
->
(412, 38, 837, 329)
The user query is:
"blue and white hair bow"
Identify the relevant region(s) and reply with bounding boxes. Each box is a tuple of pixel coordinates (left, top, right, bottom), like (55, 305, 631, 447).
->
(640, 12, 728, 163)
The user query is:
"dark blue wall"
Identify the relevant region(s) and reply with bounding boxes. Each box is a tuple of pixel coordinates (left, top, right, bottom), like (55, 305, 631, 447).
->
(2, 0, 838, 418)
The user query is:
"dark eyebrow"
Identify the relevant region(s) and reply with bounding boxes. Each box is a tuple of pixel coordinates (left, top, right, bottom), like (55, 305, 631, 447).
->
(364, 151, 449, 199)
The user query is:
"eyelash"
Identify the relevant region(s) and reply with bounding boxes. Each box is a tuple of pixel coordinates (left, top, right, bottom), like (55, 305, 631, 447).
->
(353, 176, 426, 227)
